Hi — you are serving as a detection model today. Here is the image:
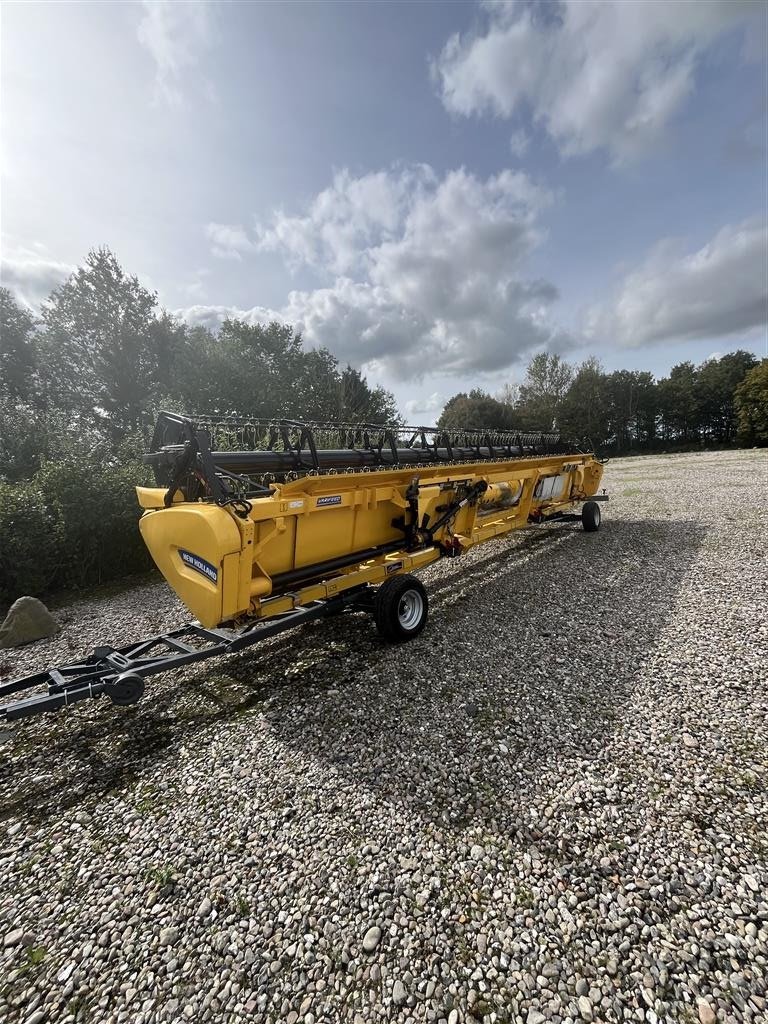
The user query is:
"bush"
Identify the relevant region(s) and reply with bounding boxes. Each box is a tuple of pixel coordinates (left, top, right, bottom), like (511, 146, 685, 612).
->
(0, 451, 154, 606)
(0, 477, 63, 598)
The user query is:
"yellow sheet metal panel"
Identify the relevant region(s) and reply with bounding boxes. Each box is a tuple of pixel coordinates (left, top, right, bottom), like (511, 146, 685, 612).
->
(295, 505, 356, 569)
(252, 517, 296, 576)
(136, 486, 176, 509)
(138, 504, 243, 628)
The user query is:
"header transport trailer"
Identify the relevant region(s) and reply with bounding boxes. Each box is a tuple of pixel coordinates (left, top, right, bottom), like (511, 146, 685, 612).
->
(0, 412, 606, 721)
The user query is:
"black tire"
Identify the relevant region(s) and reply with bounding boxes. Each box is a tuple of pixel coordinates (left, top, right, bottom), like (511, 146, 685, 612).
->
(105, 672, 145, 706)
(582, 500, 601, 532)
(373, 575, 428, 642)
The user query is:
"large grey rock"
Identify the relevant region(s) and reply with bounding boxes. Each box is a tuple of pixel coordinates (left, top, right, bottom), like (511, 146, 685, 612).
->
(0, 596, 60, 648)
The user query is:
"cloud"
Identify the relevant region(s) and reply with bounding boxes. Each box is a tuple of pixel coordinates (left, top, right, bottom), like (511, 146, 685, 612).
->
(206, 223, 256, 260)
(587, 218, 768, 347)
(257, 167, 435, 275)
(403, 392, 445, 422)
(253, 164, 572, 379)
(1, 247, 74, 309)
(176, 303, 283, 332)
(434, 1, 761, 163)
(137, 1, 214, 105)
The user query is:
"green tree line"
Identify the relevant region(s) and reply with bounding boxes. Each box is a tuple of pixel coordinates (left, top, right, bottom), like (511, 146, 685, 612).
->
(0, 248, 397, 603)
(438, 352, 768, 452)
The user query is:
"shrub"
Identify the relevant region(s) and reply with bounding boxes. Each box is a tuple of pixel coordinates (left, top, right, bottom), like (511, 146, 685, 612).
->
(0, 477, 63, 598)
(0, 451, 154, 606)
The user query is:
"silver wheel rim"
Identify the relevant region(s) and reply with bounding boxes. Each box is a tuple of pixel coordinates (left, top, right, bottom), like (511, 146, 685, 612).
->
(397, 590, 424, 630)
(595, 505, 601, 525)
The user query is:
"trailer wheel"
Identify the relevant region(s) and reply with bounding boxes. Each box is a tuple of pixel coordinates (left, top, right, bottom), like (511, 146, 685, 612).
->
(105, 672, 145, 706)
(373, 575, 428, 642)
(582, 500, 601, 532)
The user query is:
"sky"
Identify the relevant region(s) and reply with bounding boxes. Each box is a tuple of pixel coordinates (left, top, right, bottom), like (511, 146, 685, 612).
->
(2, 0, 767, 420)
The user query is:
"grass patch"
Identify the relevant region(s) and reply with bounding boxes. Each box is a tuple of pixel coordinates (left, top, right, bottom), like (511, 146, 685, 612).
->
(26, 946, 46, 967)
(145, 864, 175, 887)
(67, 995, 91, 1022)
(515, 884, 535, 909)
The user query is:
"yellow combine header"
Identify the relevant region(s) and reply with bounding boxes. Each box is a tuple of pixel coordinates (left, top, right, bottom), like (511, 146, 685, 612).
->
(1, 413, 605, 720)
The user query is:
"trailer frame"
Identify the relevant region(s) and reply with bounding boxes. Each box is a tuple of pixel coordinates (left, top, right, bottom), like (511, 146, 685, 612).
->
(0, 589, 367, 722)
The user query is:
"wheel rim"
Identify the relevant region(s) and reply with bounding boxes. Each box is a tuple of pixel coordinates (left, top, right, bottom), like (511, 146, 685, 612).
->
(595, 505, 601, 525)
(397, 589, 424, 630)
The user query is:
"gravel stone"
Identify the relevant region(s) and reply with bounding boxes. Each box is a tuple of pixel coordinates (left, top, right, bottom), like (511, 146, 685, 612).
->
(577, 995, 593, 1020)
(697, 998, 717, 1024)
(362, 925, 382, 953)
(392, 979, 407, 1005)
(1, 451, 767, 1024)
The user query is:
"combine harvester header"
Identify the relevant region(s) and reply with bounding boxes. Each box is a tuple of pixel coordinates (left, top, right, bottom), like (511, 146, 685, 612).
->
(1, 412, 606, 721)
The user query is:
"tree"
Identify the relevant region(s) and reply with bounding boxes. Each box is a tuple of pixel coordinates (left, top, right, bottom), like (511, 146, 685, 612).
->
(173, 320, 397, 424)
(200, 318, 308, 416)
(559, 357, 610, 447)
(0, 288, 37, 402)
(605, 369, 657, 452)
(657, 361, 699, 442)
(695, 351, 758, 443)
(735, 359, 768, 445)
(36, 248, 179, 437)
(437, 389, 518, 430)
(337, 366, 399, 423)
(496, 380, 520, 407)
(515, 353, 573, 430)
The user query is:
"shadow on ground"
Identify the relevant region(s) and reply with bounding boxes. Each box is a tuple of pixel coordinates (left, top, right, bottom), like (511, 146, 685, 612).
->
(1, 518, 704, 829)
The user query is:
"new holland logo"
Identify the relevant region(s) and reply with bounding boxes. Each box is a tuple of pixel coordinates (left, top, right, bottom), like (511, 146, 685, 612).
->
(179, 549, 218, 583)
(316, 495, 342, 507)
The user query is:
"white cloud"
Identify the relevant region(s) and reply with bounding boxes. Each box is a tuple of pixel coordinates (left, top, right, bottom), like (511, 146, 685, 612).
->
(403, 392, 445, 422)
(255, 164, 572, 379)
(434, 1, 761, 163)
(258, 167, 434, 275)
(205, 223, 256, 260)
(587, 218, 768, 347)
(137, 1, 213, 105)
(176, 303, 283, 332)
(1, 246, 74, 309)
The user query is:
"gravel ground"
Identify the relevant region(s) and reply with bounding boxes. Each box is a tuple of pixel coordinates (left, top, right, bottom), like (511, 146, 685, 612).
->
(1, 448, 766, 1024)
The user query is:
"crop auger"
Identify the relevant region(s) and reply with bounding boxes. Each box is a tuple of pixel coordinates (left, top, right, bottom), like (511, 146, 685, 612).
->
(0, 412, 607, 721)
